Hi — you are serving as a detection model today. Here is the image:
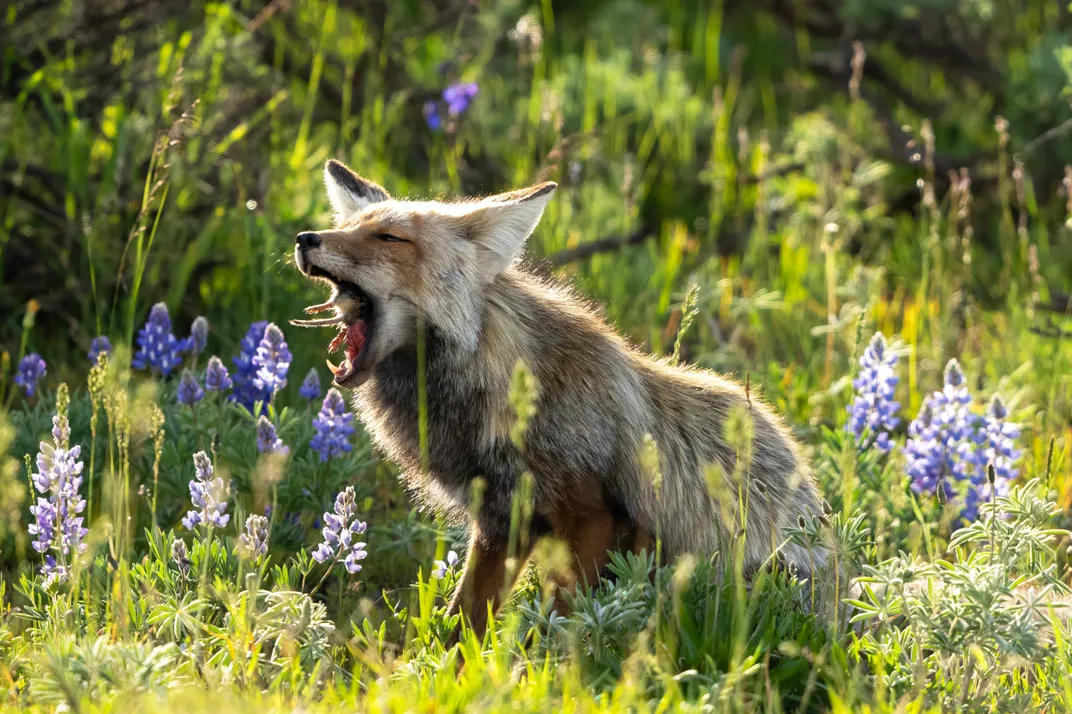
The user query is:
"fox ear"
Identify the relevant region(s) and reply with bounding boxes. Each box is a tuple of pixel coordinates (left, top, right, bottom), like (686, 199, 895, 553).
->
(324, 160, 390, 222)
(462, 182, 557, 277)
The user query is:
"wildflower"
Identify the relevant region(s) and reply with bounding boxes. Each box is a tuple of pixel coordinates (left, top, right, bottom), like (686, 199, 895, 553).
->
(132, 303, 187, 377)
(28, 414, 88, 585)
(960, 395, 1022, 521)
(432, 550, 459, 579)
(256, 415, 289, 456)
(88, 336, 111, 365)
(311, 486, 368, 573)
(189, 316, 209, 355)
(177, 370, 204, 406)
(443, 81, 479, 116)
(204, 356, 232, 393)
(172, 538, 191, 579)
(237, 514, 269, 558)
(310, 388, 356, 461)
(847, 333, 900, 451)
(423, 100, 443, 131)
(299, 368, 322, 403)
(231, 321, 269, 413)
(14, 353, 47, 397)
(252, 324, 291, 395)
(182, 450, 229, 529)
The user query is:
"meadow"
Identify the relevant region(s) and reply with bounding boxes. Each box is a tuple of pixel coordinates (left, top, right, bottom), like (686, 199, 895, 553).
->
(2, 0, 1072, 711)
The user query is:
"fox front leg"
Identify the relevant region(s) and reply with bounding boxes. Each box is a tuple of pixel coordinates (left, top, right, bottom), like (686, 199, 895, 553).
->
(446, 522, 530, 642)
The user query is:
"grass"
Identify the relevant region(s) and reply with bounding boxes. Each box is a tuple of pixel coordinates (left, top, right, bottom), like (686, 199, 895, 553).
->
(2, 0, 1072, 711)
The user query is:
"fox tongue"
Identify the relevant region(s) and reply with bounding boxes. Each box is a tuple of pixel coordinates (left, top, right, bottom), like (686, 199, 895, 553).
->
(328, 320, 368, 384)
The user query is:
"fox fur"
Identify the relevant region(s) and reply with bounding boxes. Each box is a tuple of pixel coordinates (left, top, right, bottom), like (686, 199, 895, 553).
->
(294, 159, 827, 637)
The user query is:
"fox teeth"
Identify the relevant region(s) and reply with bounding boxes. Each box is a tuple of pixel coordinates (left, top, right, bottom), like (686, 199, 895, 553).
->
(304, 301, 335, 314)
(326, 359, 342, 376)
(290, 316, 344, 327)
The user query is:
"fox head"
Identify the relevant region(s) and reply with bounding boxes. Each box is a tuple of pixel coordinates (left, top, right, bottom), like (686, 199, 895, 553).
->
(293, 159, 556, 388)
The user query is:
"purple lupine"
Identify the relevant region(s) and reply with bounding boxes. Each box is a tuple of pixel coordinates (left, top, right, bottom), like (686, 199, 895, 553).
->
(177, 370, 204, 406)
(423, 100, 443, 131)
(189, 316, 209, 355)
(959, 395, 1022, 521)
(182, 451, 229, 530)
(847, 333, 901, 451)
(238, 514, 269, 558)
(231, 321, 269, 413)
(172, 538, 191, 579)
(256, 415, 289, 456)
(132, 303, 187, 377)
(310, 388, 355, 461)
(14, 353, 47, 397)
(443, 81, 479, 116)
(28, 414, 88, 585)
(88, 336, 112, 365)
(311, 486, 368, 573)
(252, 324, 292, 395)
(204, 356, 232, 393)
(431, 550, 459, 579)
(299, 368, 322, 403)
(905, 360, 974, 501)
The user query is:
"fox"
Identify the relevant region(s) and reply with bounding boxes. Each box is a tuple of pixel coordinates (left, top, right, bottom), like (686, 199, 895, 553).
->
(292, 159, 827, 638)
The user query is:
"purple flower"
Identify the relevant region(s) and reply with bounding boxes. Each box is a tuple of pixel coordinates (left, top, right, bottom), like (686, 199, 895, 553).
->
(182, 450, 229, 530)
(252, 324, 291, 395)
(299, 368, 322, 403)
(132, 303, 187, 377)
(172, 538, 191, 578)
(310, 388, 355, 461)
(204, 356, 232, 393)
(88, 336, 112, 365)
(443, 81, 479, 116)
(177, 370, 204, 406)
(256, 415, 289, 456)
(423, 100, 443, 131)
(231, 321, 269, 413)
(432, 550, 459, 579)
(311, 486, 368, 573)
(14, 353, 46, 397)
(847, 333, 900, 451)
(28, 498, 56, 554)
(189, 316, 209, 355)
(28, 414, 88, 585)
(237, 514, 269, 558)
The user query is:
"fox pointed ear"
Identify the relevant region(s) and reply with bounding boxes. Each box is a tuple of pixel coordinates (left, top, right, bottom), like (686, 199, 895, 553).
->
(324, 160, 390, 222)
(462, 182, 557, 277)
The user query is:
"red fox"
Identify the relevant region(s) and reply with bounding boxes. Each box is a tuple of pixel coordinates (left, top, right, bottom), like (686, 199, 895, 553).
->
(293, 159, 827, 637)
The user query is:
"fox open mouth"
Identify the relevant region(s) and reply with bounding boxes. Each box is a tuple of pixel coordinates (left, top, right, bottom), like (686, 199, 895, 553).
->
(291, 266, 375, 386)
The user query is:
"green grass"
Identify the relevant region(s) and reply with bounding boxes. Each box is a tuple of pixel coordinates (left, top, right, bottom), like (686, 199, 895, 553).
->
(2, 0, 1072, 711)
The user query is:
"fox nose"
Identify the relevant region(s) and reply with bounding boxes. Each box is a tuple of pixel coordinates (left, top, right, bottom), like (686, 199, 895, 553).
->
(296, 232, 321, 251)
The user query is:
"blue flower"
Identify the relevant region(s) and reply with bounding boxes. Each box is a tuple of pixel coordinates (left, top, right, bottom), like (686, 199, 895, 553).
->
(204, 356, 232, 393)
(423, 100, 443, 131)
(182, 451, 229, 530)
(256, 415, 289, 456)
(237, 514, 269, 558)
(177, 370, 204, 406)
(299, 368, 322, 403)
(28, 414, 87, 585)
(88, 337, 111, 365)
(189, 316, 209, 355)
(252, 323, 292, 395)
(443, 81, 479, 116)
(132, 303, 187, 377)
(231, 321, 269, 413)
(310, 388, 355, 461)
(432, 550, 459, 579)
(14, 353, 47, 397)
(847, 333, 901, 451)
(311, 486, 367, 573)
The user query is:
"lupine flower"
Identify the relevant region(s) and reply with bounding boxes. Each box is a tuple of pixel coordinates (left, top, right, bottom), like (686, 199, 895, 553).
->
(310, 388, 356, 461)
(432, 550, 459, 579)
(252, 323, 292, 395)
(28, 414, 88, 585)
(905, 360, 974, 501)
(14, 353, 47, 397)
(172, 538, 191, 579)
(189, 316, 209, 355)
(959, 395, 1021, 521)
(423, 101, 443, 131)
(237, 514, 270, 558)
(231, 321, 269, 413)
(182, 451, 229, 529)
(88, 336, 112, 365)
(256, 415, 289, 456)
(177, 370, 204, 406)
(443, 81, 478, 116)
(311, 486, 368, 573)
(299, 368, 322, 403)
(847, 333, 901, 451)
(204, 356, 232, 393)
(132, 303, 187, 377)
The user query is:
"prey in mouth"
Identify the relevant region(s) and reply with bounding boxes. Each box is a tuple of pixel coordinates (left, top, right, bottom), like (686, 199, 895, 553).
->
(290, 266, 375, 387)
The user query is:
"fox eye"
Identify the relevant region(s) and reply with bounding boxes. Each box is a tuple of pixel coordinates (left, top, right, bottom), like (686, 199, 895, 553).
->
(373, 232, 408, 243)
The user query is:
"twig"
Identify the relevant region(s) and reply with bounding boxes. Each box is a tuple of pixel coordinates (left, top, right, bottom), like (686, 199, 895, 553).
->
(545, 228, 652, 266)
(1035, 291, 1072, 315)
